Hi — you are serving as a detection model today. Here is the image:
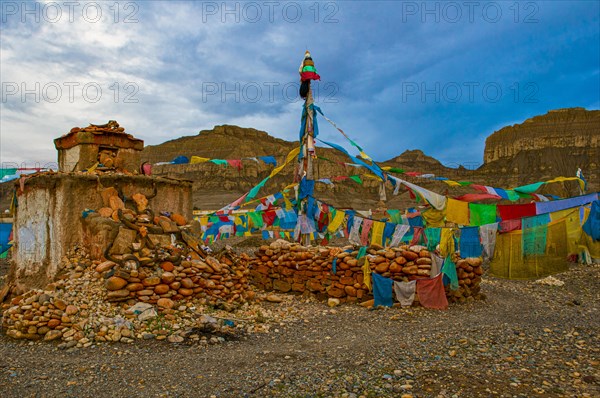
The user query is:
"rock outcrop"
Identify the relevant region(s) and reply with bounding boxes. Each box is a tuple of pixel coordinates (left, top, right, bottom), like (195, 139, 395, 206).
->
(479, 108, 599, 192)
(484, 108, 599, 163)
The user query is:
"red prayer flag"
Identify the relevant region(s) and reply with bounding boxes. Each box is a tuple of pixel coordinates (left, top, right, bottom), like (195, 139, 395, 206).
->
(416, 273, 448, 310)
(497, 203, 536, 221)
(227, 159, 243, 171)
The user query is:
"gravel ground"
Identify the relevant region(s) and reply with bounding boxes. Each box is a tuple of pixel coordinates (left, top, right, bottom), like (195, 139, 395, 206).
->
(1, 264, 599, 398)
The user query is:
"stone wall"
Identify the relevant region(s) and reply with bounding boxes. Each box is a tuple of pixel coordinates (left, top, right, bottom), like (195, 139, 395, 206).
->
(11, 174, 192, 291)
(245, 241, 483, 305)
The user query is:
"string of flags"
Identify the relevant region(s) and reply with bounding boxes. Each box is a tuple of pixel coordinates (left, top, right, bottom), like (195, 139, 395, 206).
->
(153, 154, 281, 169)
(195, 183, 598, 255)
(0, 168, 51, 183)
(315, 154, 582, 203)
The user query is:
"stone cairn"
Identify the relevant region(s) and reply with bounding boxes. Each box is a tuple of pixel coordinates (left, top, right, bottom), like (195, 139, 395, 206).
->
(95, 189, 252, 307)
(245, 240, 484, 304)
(448, 253, 484, 302)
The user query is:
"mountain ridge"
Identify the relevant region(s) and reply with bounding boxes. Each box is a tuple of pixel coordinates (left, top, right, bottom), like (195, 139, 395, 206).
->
(141, 107, 599, 210)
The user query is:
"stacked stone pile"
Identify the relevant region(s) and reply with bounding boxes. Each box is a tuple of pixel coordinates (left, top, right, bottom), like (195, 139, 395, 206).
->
(245, 240, 483, 304)
(93, 188, 252, 306)
(68, 120, 126, 135)
(449, 252, 484, 303)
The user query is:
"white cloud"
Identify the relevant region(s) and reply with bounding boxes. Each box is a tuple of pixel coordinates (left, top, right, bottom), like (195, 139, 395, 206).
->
(0, 1, 597, 169)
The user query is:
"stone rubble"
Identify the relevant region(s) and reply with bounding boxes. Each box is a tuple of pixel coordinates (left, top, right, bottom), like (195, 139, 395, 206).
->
(1, 248, 309, 346)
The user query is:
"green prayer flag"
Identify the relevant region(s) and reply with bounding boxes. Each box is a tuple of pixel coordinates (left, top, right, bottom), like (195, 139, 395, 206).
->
(469, 203, 497, 226)
(504, 190, 521, 201)
(441, 256, 458, 290)
(425, 228, 441, 251)
(246, 177, 269, 201)
(0, 168, 17, 179)
(522, 214, 550, 256)
(248, 212, 264, 228)
(513, 181, 545, 194)
(209, 159, 228, 166)
(387, 167, 405, 174)
(349, 175, 363, 184)
(357, 246, 367, 259)
(348, 139, 363, 151)
(387, 209, 401, 224)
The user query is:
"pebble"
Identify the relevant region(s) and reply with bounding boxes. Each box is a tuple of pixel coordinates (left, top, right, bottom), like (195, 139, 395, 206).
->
(328, 298, 340, 307)
(167, 335, 184, 343)
(266, 294, 283, 303)
(44, 330, 62, 341)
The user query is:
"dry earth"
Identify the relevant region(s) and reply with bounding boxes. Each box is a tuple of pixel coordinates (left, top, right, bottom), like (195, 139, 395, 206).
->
(1, 262, 599, 398)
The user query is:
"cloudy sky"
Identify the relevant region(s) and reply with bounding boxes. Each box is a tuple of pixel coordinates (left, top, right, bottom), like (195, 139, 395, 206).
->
(1, 0, 598, 169)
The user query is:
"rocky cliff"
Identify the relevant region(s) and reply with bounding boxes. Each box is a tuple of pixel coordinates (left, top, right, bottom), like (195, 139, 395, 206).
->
(484, 108, 599, 163)
(479, 108, 599, 192)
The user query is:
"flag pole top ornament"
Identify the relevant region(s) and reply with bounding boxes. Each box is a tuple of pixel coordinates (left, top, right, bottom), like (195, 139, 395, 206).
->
(299, 50, 321, 82)
(299, 50, 320, 99)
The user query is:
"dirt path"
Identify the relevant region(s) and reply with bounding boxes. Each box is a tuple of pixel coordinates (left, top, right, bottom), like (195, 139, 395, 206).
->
(1, 265, 599, 398)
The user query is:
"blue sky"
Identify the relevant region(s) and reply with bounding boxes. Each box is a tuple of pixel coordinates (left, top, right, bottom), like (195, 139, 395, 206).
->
(1, 0, 598, 169)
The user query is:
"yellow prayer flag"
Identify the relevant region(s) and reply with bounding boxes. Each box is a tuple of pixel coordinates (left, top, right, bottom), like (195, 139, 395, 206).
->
(446, 198, 470, 225)
(362, 258, 372, 292)
(443, 180, 463, 187)
(439, 228, 456, 258)
(359, 151, 372, 161)
(283, 195, 294, 210)
(327, 210, 346, 233)
(268, 147, 300, 178)
(370, 221, 385, 246)
(190, 156, 210, 164)
(550, 208, 582, 254)
(422, 208, 446, 227)
(545, 176, 585, 192)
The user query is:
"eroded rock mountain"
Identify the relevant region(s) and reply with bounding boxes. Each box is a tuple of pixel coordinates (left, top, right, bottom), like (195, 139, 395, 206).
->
(141, 108, 599, 210)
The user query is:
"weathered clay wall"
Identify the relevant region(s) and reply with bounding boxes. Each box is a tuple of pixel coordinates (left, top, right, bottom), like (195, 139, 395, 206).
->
(11, 174, 192, 291)
(58, 145, 141, 173)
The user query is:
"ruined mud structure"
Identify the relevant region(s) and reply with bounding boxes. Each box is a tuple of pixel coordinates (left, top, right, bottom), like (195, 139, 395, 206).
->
(10, 122, 192, 293)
